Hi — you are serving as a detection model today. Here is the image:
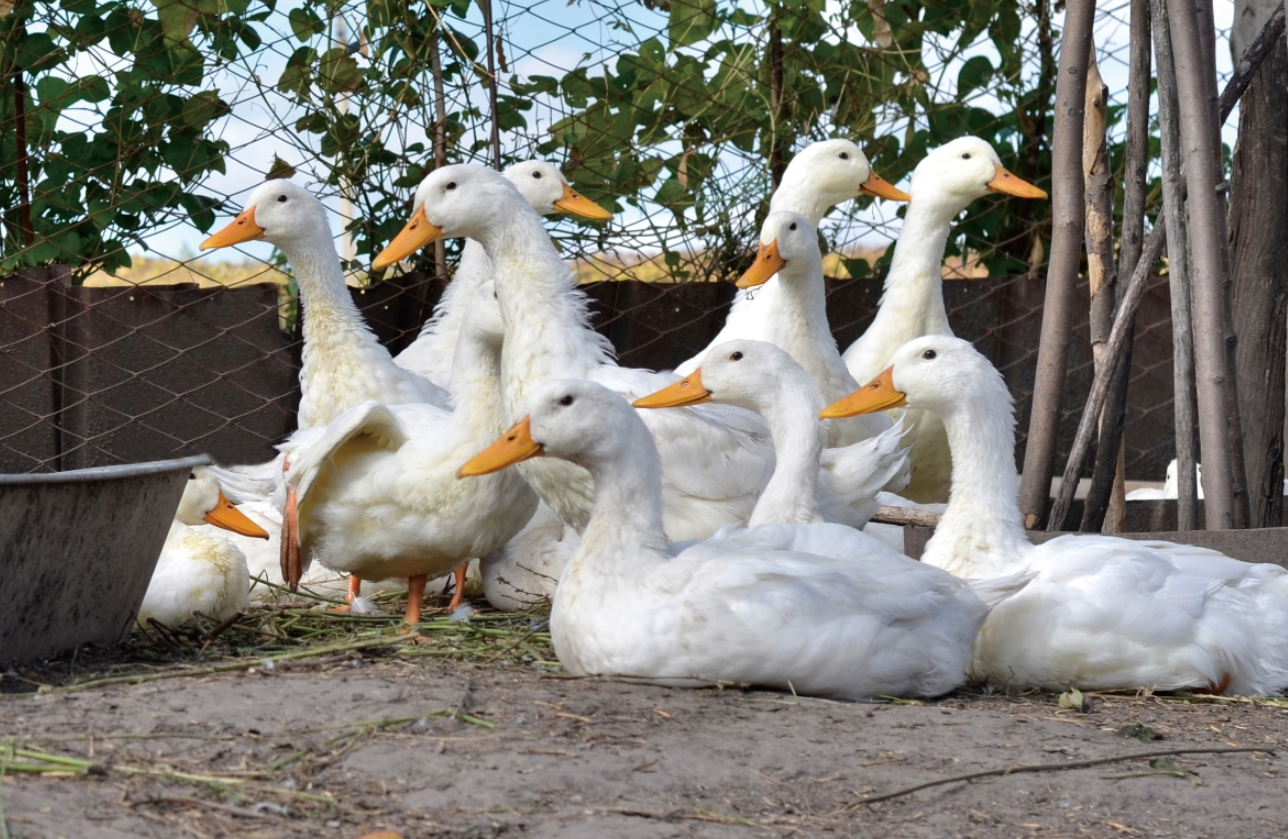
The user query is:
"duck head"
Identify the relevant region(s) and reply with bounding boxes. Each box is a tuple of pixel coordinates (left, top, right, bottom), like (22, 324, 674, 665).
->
(634, 339, 805, 417)
(504, 160, 613, 220)
(780, 139, 909, 205)
(175, 467, 270, 538)
(821, 335, 1006, 421)
(458, 380, 636, 477)
(200, 180, 330, 251)
(907, 137, 1047, 210)
(735, 210, 824, 289)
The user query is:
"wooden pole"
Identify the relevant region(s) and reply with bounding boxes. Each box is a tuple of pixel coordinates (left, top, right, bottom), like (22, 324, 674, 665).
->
(480, 0, 502, 171)
(13, 69, 32, 249)
(1083, 0, 1152, 534)
(428, 27, 450, 287)
(1153, 0, 1201, 530)
(1078, 50, 1124, 534)
(768, 12, 785, 190)
(1229, 3, 1288, 527)
(1018, 0, 1097, 530)
(1165, 0, 1240, 529)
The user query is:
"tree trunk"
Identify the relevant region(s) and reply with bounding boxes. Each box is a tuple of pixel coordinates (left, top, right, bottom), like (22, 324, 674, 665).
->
(1229, 27, 1288, 528)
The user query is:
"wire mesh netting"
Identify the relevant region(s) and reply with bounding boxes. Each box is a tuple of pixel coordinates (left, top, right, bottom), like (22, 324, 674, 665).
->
(0, 0, 1239, 479)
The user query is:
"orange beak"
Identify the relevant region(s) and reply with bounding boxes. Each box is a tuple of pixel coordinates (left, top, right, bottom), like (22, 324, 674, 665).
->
(633, 370, 712, 409)
(736, 240, 787, 289)
(457, 416, 544, 478)
(202, 490, 271, 539)
(553, 183, 613, 220)
(860, 170, 911, 202)
(200, 207, 266, 250)
(820, 366, 907, 419)
(987, 164, 1048, 199)
(372, 205, 444, 271)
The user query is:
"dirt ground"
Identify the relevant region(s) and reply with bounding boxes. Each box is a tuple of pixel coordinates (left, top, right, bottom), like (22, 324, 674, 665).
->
(3, 607, 1288, 839)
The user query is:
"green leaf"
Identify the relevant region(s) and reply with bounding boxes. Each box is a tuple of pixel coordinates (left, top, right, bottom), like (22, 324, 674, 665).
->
(668, 0, 717, 48)
(957, 55, 993, 99)
(266, 155, 297, 181)
(288, 7, 325, 42)
(319, 47, 364, 94)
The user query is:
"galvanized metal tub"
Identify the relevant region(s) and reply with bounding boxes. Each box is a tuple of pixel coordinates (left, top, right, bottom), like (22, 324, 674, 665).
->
(0, 455, 210, 665)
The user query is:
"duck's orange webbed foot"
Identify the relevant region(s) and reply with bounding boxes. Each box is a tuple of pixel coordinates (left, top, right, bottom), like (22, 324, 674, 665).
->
(446, 562, 469, 611)
(328, 575, 362, 613)
(396, 574, 429, 643)
(279, 458, 302, 591)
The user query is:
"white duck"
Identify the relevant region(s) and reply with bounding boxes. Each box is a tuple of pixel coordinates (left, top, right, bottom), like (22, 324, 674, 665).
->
(374, 164, 777, 542)
(839, 138, 1046, 502)
(277, 286, 539, 622)
(634, 339, 908, 529)
(824, 336, 1288, 695)
(201, 180, 449, 428)
(138, 466, 270, 627)
(674, 139, 908, 375)
(394, 160, 612, 387)
(458, 378, 1029, 700)
(725, 211, 891, 448)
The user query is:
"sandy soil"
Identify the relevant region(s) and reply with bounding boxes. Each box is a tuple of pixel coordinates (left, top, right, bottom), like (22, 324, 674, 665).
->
(3, 647, 1287, 839)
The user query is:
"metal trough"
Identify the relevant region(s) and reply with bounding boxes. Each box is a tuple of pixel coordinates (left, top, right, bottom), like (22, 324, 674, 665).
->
(0, 455, 210, 665)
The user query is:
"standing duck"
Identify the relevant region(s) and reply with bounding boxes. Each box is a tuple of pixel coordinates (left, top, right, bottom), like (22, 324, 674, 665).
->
(674, 139, 908, 375)
(838, 138, 1046, 502)
(394, 160, 612, 387)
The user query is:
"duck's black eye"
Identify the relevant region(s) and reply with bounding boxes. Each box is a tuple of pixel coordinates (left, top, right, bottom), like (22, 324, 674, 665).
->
(532, 171, 542, 179)
(730, 351, 743, 361)
(961, 153, 971, 160)
(788, 223, 797, 231)
(277, 194, 288, 203)
(923, 349, 937, 360)
(446, 182, 457, 191)
(559, 394, 574, 406)
(839, 152, 849, 160)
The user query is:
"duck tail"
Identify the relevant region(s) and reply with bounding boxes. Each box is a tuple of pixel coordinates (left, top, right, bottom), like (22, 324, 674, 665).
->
(966, 569, 1036, 610)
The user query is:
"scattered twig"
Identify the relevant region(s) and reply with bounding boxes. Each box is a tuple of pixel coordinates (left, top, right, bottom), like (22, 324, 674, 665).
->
(850, 747, 1273, 807)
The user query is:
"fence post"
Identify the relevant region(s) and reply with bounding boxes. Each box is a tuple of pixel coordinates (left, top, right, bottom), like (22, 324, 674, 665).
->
(428, 25, 450, 288)
(1229, 6, 1288, 528)
(1018, 0, 1096, 529)
(1151, 0, 1200, 529)
(1079, 43, 1131, 534)
(481, 0, 502, 171)
(1165, 0, 1243, 529)
(768, 10, 785, 190)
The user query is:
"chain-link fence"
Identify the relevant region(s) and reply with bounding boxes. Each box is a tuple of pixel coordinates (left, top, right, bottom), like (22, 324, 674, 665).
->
(0, 0, 1239, 479)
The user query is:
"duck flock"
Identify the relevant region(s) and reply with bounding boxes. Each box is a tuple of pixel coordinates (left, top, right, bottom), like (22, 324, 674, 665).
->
(141, 138, 1288, 701)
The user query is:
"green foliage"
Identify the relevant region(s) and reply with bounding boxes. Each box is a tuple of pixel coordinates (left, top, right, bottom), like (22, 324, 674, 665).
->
(1, 0, 1066, 281)
(0, 0, 249, 277)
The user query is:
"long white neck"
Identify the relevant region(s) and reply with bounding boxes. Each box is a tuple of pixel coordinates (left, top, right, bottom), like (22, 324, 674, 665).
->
(921, 379, 1033, 578)
(476, 206, 614, 415)
(774, 256, 858, 399)
(448, 317, 507, 437)
(745, 376, 827, 527)
(848, 196, 961, 383)
(568, 422, 670, 574)
(770, 183, 842, 226)
(415, 240, 491, 362)
(279, 232, 391, 427)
